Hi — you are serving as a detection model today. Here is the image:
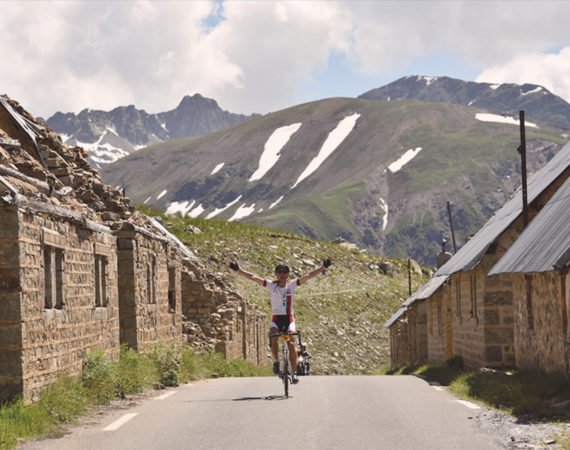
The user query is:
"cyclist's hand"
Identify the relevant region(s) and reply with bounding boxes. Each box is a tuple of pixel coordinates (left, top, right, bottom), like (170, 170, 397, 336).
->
(323, 257, 332, 268)
(229, 261, 239, 271)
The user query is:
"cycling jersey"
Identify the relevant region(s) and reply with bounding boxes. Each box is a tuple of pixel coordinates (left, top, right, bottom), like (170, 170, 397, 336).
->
(263, 279, 301, 315)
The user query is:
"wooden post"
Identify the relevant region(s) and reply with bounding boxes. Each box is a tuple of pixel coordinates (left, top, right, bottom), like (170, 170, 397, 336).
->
(447, 201, 457, 253)
(517, 111, 529, 228)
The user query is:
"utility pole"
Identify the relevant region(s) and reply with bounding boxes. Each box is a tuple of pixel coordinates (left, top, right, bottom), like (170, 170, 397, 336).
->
(517, 110, 529, 228)
(446, 201, 457, 253)
(408, 258, 412, 296)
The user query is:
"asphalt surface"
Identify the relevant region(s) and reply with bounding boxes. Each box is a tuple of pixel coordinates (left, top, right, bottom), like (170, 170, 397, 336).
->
(22, 375, 507, 449)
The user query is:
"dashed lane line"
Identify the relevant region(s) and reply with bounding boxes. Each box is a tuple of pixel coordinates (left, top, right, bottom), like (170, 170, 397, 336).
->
(455, 400, 481, 410)
(155, 391, 176, 400)
(103, 413, 138, 431)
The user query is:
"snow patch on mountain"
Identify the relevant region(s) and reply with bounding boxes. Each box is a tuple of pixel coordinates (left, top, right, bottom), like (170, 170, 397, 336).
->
(249, 123, 302, 182)
(211, 162, 225, 175)
(475, 113, 538, 128)
(229, 203, 256, 221)
(388, 147, 423, 173)
(188, 204, 205, 218)
(165, 200, 196, 216)
(292, 113, 360, 189)
(206, 195, 242, 219)
(521, 87, 542, 96)
(157, 189, 168, 200)
(379, 198, 388, 231)
(269, 195, 284, 209)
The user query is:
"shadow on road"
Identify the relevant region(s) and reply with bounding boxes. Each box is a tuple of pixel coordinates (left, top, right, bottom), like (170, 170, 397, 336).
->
(233, 395, 289, 401)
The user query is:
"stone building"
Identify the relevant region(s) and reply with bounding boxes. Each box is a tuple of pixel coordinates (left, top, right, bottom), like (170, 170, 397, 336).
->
(115, 221, 183, 350)
(489, 176, 570, 375)
(385, 275, 452, 368)
(433, 142, 570, 369)
(0, 95, 266, 405)
(0, 95, 127, 402)
(386, 141, 570, 370)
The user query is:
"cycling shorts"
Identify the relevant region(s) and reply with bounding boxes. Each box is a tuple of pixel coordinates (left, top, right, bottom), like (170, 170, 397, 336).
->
(270, 314, 296, 335)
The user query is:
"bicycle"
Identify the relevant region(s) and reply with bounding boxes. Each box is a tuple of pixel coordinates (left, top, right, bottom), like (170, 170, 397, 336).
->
(274, 331, 300, 398)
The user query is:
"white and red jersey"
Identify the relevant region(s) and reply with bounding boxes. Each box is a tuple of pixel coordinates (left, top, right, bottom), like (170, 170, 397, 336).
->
(263, 279, 301, 316)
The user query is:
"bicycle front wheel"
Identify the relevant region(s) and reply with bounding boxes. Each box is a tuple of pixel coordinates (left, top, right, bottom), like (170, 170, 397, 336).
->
(283, 351, 289, 398)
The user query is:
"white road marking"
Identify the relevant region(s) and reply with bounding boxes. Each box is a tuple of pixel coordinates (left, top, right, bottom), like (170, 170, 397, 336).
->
(103, 413, 138, 431)
(455, 400, 481, 410)
(155, 391, 176, 400)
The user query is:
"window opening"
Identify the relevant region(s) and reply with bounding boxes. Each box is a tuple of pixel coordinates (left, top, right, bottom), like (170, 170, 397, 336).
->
(168, 267, 176, 311)
(95, 254, 108, 307)
(44, 246, 64, 309)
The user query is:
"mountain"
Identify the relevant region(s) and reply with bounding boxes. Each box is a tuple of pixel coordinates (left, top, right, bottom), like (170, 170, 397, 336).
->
(45, 94, 257, 169)
(359, 75, 570, 130)
(101, 96, 568, 266)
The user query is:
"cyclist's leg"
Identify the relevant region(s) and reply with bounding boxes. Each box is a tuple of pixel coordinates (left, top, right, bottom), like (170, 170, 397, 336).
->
(287, 318, 298, 375)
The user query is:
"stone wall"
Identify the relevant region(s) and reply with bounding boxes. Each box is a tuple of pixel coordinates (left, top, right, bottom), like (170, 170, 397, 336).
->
(407, 301, 427, 365)
(116, 228, 182, 351)
(427, 284, 451, 365)
(0, 204, 120, 403)
(181, 265, 267, 365)
(389, 318, 408, 368)
(511, 271, 569, 374)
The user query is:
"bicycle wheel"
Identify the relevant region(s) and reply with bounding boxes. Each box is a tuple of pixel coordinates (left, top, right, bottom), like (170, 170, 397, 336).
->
(283, 349, 289, 398)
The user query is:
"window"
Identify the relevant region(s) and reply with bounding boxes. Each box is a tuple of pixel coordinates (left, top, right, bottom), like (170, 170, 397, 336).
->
(147, 256, 156, 304)
(168, 267, 176, 312)
(470, 274, 478, 319)
(95, 254, 108, 307)
(44, 246, 64, 309)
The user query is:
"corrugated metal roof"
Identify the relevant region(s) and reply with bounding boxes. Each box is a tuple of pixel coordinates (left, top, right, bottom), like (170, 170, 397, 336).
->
(383, 275, 449, 328)
(435, 141, 570, 276)
(489, 176, 570, 274)
(384, 307, 406, 328)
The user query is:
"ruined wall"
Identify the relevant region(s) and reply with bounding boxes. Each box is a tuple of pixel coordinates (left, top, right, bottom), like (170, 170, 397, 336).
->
(181, 265, 267, 365)
(116, 229, 182, 351)
(0, 206, 120, 403)
(427, 285, 451, 365)
(511, 271, 569, 374)
(0, 204, 23, 401)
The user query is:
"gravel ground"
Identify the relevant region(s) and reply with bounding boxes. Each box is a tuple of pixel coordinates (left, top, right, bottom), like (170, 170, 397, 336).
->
(475, 407, 570, 449)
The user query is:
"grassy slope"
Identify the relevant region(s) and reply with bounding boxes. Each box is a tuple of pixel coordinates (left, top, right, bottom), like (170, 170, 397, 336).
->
(139, 206, 429, 375)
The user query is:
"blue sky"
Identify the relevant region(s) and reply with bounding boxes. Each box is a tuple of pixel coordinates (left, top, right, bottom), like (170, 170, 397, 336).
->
(2, 1, 570, 118)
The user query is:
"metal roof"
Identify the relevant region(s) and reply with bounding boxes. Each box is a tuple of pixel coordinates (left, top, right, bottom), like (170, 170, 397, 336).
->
(383, 275, 449, 328)
(489, 176, 570, 275)
(435, 141, 570, 276)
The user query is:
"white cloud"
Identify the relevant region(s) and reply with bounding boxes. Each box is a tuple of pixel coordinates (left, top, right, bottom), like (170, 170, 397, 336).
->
(3, 1, 570, 119)
(476, 47, 570, 102)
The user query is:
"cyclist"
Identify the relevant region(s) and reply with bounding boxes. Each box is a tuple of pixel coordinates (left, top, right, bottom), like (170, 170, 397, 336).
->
(228, 257, 333, 383)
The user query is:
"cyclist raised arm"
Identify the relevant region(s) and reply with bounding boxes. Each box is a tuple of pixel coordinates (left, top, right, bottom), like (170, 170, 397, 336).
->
(228, 257, 333, 383)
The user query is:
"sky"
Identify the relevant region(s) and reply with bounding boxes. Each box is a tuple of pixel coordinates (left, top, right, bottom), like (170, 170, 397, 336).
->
(2, 1, 570, 119)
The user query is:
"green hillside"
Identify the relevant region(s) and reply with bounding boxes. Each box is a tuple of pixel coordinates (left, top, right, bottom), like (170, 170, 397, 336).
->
(104, 98, 568, 266)
(139, 206, 429, 374)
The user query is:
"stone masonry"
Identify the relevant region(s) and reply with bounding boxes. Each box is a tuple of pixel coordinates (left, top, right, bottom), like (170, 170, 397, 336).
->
(0, 95, 267, 403)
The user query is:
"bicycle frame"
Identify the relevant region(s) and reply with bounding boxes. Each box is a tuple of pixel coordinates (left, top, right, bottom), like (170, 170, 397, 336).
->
(275, 332, 299, 398)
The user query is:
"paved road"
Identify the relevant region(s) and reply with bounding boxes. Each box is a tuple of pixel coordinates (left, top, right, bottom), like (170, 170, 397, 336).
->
(23, 375, 506, 449)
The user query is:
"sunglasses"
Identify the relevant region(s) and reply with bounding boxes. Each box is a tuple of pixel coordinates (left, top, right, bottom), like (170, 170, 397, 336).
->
(276, 270, 289, 274)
